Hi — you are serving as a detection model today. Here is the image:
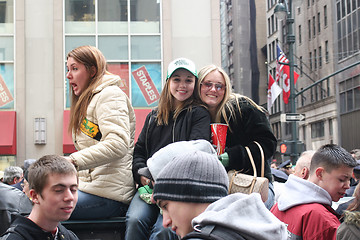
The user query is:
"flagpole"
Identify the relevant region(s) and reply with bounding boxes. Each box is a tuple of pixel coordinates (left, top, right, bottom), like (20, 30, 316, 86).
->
(275, 0, 299, 163)
(287, 0, 298, 163)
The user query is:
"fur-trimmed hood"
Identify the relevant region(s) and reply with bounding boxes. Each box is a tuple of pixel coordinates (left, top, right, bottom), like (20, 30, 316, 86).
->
(343, 211, 360, 227)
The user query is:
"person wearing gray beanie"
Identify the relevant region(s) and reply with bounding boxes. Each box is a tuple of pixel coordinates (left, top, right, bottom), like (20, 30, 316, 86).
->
(153, 150, 228, 203)
(153, 150, 287, 240)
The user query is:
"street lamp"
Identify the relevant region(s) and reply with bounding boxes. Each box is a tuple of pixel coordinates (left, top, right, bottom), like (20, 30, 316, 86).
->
(274, 0, 301, 162)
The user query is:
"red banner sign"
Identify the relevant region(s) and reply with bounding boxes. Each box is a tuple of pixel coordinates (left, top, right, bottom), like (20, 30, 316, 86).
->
(132, 66, 160, 105)
(0, 74, 14, 107)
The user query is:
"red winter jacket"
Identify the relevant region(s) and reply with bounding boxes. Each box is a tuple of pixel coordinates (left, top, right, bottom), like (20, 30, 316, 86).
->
(271, 202, 340, 239)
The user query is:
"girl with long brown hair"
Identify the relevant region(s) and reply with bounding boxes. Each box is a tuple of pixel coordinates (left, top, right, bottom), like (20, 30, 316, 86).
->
(65, 45, 135, 219)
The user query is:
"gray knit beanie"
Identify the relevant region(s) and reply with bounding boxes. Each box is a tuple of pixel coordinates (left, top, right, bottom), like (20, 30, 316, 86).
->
(153, 150, 229, 203)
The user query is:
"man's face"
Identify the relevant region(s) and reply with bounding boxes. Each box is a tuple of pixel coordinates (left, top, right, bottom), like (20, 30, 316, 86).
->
(158, 200, 199, 238)
(31, 173, 78, 224)
(317, 165, 353, 202)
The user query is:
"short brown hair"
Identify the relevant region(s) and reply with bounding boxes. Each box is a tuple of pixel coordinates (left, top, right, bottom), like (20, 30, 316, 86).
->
(310, 144, 357, 174)
(28, 155, 78, 196)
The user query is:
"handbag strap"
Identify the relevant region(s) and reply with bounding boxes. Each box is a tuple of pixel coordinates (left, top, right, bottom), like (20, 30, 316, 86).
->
(253, 141, 265, 177)
(245, 146, 257, 177)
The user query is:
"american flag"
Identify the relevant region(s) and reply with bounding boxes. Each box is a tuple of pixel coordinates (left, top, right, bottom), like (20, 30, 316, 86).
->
(275, 44, 289, 83)
(275, 44, 299, 104)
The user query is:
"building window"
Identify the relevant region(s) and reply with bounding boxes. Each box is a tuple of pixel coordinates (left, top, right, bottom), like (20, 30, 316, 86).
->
(336, 0, 359, 60)
(317, 12, 321, 33)
(324, 5, 328, 27)
(329, 118, 333, 136)
(319, 46, 322, 67)
(314, 49, 317, 69)
(311, 121, 325, 138)
(302, 125, 306, 142)
(309, 52, 312, 70)
(339, 76, 360, 114)
(313, 16, 316, 37)
(269, 43, 272, 61)
(0, 0, 14, 110)
(298, 25, 302, 44)
(325, 40, 329, 62)
(64, 0, 162, 108)
(300, 56, 303, 75)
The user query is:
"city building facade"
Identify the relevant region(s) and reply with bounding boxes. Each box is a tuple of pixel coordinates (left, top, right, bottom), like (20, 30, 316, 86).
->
(0, 0, 221, 167)
(266, 0, 360, 159)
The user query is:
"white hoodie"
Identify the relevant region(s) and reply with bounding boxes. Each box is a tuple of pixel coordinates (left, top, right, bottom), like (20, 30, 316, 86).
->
(191, 193, 287, 240)
(277, 174, 332, 211)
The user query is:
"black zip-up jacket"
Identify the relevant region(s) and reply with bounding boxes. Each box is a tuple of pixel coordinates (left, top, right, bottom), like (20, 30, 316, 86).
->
(132, 105, 211, 185)
(0, 183, 32, 236)
(0, 215, 79, 240)
(223, 97, 277, 182)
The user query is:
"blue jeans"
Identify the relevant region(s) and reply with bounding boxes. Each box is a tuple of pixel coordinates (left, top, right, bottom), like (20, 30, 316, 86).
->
(265, 181, 275, 210)
(70, 190, 128, 220)
(125, 191, 178, 240)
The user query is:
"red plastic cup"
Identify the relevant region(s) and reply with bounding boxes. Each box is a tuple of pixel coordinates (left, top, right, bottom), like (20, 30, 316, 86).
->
(210, 123, 228, 155)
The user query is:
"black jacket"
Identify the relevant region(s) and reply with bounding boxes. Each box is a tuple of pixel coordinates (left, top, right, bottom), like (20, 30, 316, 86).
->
(0, 215, 79, 240)
(133, 105, 211, 185)
(223, 97, 277, 182)
(0, 183, 32, 236)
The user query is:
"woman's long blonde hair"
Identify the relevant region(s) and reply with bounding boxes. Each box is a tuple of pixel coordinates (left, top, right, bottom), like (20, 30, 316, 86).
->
(67, 45, 109, 134)
(197, 65, 265, 132)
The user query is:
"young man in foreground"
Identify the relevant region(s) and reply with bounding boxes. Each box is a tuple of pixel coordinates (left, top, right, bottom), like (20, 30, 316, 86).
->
(1, 155, 79, 240)
(152, 150, 287, 240)
(271, 144, 358, 240)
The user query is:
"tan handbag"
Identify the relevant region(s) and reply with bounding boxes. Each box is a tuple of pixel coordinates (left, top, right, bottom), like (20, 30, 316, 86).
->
(228, 141, 269, 202)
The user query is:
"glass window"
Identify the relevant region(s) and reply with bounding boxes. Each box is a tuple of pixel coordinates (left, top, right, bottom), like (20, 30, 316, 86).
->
(313, 16, 316, 36)
(131, 36, 161, 60)
(130, 0, 160, 33)
(65, 36, 96, 57)
(329, 119, 333, 136)
(0, 0, 14, 110)
(324, 5, 328, 26)
(0, 64, 14, 109)
(65, 0, 95, 34)
(340, 92, 346, 113)
(64, 0, 163, 109)
(0, 36, 13, 61)
(311, 121, 324, 138)
(98, 0, 128, 34)
(131, 62, 161, 107)
(98, 36, 128, 60)
(355, 86, 360, 109)
(325, 40, 329, 62)
(347, 90, 353, 111)
(0, 0, 14, 34)
(107, 63, 130, 97)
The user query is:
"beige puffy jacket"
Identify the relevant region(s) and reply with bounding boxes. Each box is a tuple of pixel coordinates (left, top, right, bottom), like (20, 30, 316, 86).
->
(70, 74, 136, 204)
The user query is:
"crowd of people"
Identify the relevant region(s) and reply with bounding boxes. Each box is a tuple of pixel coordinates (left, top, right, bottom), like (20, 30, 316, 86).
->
(1, 45, 360, 240)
